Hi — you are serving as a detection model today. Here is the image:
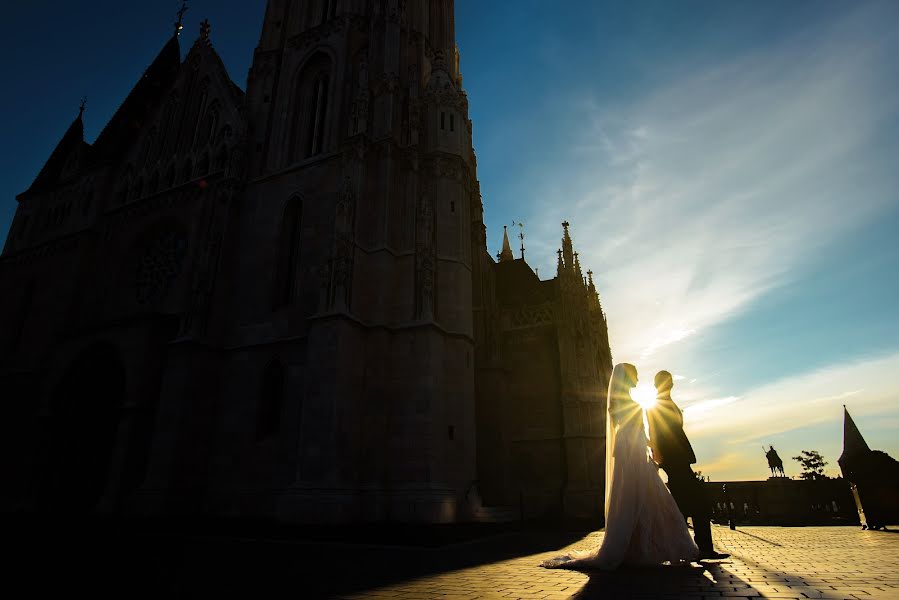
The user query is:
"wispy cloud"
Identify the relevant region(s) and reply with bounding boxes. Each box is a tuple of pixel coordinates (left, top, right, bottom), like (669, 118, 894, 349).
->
(524, 3, 899, 375)
(686, 352, 899, 442)
(682, 396, 739, 420)
(685, 350, 899, 480)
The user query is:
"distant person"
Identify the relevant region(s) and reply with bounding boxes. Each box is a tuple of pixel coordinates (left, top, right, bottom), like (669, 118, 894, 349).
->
(541, 364, 700, 570)
(646, 370, 729, 559)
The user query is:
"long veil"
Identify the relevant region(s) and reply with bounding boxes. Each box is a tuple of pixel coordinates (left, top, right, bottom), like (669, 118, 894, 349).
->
(541, 363, 645, 569)
(598, 362, 646, 564)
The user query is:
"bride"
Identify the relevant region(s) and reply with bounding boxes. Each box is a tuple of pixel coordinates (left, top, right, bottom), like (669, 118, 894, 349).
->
(541, 363, 699, 570)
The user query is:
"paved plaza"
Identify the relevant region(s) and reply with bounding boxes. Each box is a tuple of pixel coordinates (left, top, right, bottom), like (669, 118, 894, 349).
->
(11, 521, 899, 599)
(328, 525, 899, 600)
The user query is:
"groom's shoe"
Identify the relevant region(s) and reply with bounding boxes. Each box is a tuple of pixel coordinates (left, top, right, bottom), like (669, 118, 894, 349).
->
(697, 550, 730, 560)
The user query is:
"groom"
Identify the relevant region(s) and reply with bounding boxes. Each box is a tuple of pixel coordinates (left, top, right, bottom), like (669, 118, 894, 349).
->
(647, 371, 729, 560)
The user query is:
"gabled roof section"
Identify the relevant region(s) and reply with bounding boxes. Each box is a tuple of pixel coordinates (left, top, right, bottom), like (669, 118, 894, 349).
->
(26, 110, 90, 194)
(182, 25, 246, 102)
(91, 35, 181, 161)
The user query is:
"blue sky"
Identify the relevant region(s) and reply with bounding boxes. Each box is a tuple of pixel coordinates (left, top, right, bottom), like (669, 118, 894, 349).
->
(2, 1, 897, 480)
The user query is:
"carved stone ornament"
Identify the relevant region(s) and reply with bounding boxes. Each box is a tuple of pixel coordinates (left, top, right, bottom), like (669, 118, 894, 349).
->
(288, 19, 344, 50)
(134, 230, 189, 304)
(374, 72, 401, 96)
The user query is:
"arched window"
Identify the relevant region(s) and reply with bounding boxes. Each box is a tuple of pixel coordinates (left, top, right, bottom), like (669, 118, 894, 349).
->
(197, 101, 220, 149)
(159, 92, 181, 157)
(216, 124, 233, 147)
(256, 360, 285, 440)
(273, 196, 303, 309)
(184, 78, 210, 152)
(321, 0, 337, 23)
(288, 54, 333, 163)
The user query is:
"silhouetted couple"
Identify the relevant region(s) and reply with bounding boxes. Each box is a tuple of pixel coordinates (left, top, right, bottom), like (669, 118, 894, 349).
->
(542, 364, 729, 570)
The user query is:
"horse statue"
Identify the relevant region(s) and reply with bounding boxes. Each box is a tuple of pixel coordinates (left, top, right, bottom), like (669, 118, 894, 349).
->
(766, 446, 785, 477)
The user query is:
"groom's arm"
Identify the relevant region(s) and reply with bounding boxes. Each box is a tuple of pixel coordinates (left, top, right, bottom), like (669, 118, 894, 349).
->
(649, 442, 664, 466)
(646, 412, 664, 465)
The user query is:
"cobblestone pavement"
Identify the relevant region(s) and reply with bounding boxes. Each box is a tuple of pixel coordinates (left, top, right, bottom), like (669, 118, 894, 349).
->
(12, 521, 899, 599)
(333, 525, 899, 600)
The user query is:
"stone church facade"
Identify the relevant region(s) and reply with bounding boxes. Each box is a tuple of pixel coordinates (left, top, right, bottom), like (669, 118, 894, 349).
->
(0, 1, 612, 523)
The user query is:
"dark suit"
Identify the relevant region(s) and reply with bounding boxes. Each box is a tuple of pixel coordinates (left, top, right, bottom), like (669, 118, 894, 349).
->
(647, 394, 713, 552)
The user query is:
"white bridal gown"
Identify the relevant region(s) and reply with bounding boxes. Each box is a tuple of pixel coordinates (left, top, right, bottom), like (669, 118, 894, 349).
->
(542, 391, 698, 570)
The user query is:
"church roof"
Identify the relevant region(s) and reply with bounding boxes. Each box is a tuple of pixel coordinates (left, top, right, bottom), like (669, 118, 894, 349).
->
(91, 35, 182, 162)
(494, 258, 552, 307)
(25, 110, 90, 193)
(838, 406, 871, 471)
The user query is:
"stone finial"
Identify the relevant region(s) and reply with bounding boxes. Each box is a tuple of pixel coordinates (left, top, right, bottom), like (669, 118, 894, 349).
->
(200, 18, 211, 41)
(79, 96, 87, 118)
(174, 1, 189, 37)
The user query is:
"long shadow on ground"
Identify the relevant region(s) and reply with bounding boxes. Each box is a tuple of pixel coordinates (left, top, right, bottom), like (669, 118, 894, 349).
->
(7, 514, 587, 599)
(571, 562, 753, 599)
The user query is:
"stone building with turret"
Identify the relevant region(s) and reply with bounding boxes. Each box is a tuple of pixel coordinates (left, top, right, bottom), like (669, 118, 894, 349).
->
(838, 407, 899, 529)
(0, 1, 612, 523)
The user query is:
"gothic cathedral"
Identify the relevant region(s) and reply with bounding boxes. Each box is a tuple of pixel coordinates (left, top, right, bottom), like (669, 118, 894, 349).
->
(0, 1, 612, 523)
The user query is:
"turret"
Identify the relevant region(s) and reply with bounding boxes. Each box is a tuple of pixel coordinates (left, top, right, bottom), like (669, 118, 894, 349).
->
(838, 406, 871, 479)
(498, 225, 514, 262)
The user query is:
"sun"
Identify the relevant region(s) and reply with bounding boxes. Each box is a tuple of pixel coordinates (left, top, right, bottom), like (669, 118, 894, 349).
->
(630, 383, 657, 409)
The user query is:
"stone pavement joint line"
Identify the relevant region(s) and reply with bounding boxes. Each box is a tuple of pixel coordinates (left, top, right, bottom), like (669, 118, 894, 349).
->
(336, 526, 899, 600)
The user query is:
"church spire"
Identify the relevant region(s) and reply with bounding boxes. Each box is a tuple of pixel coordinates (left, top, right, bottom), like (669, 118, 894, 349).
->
(587, 270, 600, 307)
(498, 226, 514, 262)
(839, 406, 871, 465)
(25, 103, 86, 193)
(838, 406, 873, 482)
(561, 221, 574, 272)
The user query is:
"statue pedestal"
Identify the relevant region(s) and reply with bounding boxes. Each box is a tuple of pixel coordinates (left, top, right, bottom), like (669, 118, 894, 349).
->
(767, 476, 791, 481)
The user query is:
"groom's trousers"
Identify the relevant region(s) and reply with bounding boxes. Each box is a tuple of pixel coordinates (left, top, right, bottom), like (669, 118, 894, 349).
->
(664, 462, 714, 552)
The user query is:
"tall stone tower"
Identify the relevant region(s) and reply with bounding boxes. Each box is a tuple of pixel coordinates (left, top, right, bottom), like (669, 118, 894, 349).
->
(0, 1, 610, 524)
(209, 0, 483, 521)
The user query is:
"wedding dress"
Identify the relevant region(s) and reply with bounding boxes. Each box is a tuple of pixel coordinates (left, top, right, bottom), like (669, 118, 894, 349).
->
(541, 363, 699, 570)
